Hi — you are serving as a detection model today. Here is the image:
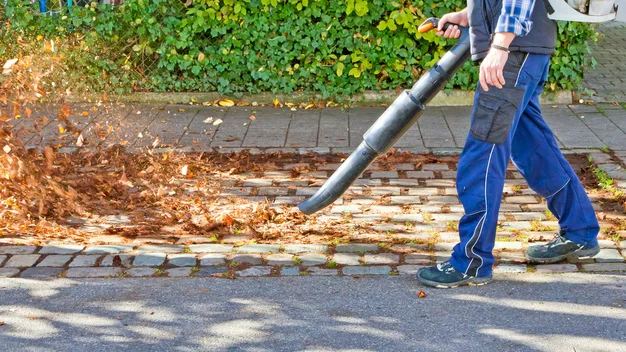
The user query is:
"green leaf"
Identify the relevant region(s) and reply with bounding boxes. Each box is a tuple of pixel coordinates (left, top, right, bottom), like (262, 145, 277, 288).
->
(349, 67, 361, 78)
(376, 21, 387, 31)
(336, 62, 345, 76)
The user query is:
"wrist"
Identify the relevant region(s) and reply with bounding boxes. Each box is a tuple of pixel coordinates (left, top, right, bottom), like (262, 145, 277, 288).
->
(490, 44, 510, 53)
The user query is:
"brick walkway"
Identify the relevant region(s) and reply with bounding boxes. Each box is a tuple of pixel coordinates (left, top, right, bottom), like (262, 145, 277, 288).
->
(582, 22, 626, 103)
(10, 102, 626, 153)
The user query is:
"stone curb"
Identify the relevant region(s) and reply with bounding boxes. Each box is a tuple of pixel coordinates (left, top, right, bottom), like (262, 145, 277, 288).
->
(1, 242, 624, 278)
(69, 89, 573, 107)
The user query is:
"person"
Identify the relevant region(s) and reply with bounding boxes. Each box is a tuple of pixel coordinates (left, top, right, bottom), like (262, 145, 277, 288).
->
(416, 0, 601, 288)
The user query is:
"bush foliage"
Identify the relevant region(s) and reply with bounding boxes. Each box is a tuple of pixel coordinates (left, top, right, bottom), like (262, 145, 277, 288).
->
(1, 0, 597, 98)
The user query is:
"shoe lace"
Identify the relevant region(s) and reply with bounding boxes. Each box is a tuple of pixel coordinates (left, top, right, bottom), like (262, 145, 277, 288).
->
(436, 261, 456, 273)
(547, 231, 569, 246)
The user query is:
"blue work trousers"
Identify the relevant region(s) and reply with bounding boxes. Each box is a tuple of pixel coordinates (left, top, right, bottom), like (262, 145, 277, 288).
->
(449, 53, 600, 278)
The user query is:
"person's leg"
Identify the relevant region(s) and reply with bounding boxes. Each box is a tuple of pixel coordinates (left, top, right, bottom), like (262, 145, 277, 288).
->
(418, 53, 550, 288)
(511, 96, 600, 249)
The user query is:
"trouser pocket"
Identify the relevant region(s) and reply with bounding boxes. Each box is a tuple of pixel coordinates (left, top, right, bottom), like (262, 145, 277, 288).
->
(470, 85, 525, 144)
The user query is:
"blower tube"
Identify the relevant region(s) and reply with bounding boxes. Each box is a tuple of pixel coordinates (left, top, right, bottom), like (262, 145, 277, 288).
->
(298, 19, 471, 215)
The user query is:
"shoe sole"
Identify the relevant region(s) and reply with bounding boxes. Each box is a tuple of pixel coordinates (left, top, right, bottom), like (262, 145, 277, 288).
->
(416, 274, 493, 289)
(525, 246, 601, 264)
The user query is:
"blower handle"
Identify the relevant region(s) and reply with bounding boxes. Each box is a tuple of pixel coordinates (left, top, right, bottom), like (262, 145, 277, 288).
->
(418, 17, 458, 33)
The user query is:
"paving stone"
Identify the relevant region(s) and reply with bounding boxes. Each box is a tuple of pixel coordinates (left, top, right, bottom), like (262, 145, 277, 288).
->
(406, 171, 435, 179)
(493, 242, 524, 251)
(200, 253, 226, 266)
(267, 254, 294, 266)
(299, 253, 328, 266)
(69, 255, 101, 267)
(535, 264, 578, 273)
(370, 187, 401, 196)
(236, 244, 281, 253)
(194, 266, 228, 277)
(307, 267, 339, 276)
(335, 243, 379, 252)
(127, 268, 158, 277)
(621, 240, 626, 249)
(230, 254, 263, 265)
(243, 178, 273, 187)
(330, 205, 362, 214)
(426, 196, 459, 204)
(284, 244, 329, 253)
(168, 254, 197, 267)
(511, 212, 547, 221)
(274, 196, 305, 205)
(237, 266, 272, 277)
(408, 188, 439, 196)
(434, 243, 456, 251)
(389, 179, 419, 187)
(435, 251, 452, 262)
(0, 254, 6, 265)
(20, 267, 64, 278)
(37, 255, 73, 267)
(332, 253, 361, 265)
(370, 171, 398, 178)
(281, 266, 301, 276)
(595, 249, 625, 263)
(397, 265, 423, 275)
(133, 253, 167, 267)
(404, 253, 432, 264)
(0, 246, 37, 255)
(582, 263, 626, 272)
(422, 163, 449, 171)
(391, 214, 424, 223)
(189, 244, 234, 253)
(5, 255, 40, 268)
(343, 266, 392, 276)
(353, 179, 382, 186)
(167, 267, 193, 277)
(431, 213, 463, 222)
(370, 205, 403, 214)
(0, 268, 20, 277)
(598, 240, 617, 249)
(425, 179, 455, 187)
(84, 245, 135, 254)
(498, 252, 527, 264)
(39, 245, 84, 255)
(65, 267, 122, 278)
(493, 264, 527, 273)
(258, 187, 289, 196)
(137, 244, 184, 253)
(363, 253, 399, 265)
(100, 254, 133, 267)
(505, 196, 538, 204)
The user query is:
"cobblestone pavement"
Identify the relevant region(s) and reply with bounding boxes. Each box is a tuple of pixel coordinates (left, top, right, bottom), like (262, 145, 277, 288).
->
(4, 103, 626, 279)
(9, 102, 626, 153)
(582, 22, 626, 103)
(1, 148, 625, 279)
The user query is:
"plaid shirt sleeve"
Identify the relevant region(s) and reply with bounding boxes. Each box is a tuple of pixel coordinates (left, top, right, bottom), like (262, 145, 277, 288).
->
(495, 0, 536, 36)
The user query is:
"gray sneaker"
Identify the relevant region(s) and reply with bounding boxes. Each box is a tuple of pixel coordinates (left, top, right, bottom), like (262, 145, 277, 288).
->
(525, 231, 600, 264)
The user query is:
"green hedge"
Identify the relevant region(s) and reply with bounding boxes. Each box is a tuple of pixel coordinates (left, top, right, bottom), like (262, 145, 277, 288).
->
(1, 0, 597, 99)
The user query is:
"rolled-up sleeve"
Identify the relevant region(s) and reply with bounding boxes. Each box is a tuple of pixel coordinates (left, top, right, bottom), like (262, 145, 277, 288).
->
(495, 0, 536, 36)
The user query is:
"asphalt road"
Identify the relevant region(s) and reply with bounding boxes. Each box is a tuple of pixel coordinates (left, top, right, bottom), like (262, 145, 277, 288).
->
(1, 273, 625, 352)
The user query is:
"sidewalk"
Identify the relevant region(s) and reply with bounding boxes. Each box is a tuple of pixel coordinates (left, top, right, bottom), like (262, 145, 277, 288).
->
(582, 22, 626, 103)
(10, 102, 626, 153)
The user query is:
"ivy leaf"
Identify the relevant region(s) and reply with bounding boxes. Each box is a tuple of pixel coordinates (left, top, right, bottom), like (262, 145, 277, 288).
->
(349, 67, 361, 78)
(346, 0, 355, 15)
(387, 19, 397, 31)
(376, 21, 387, 31)
(198, 52, 205, 62)
(354, 0, 368, 16)
(336, 62, 344, 77)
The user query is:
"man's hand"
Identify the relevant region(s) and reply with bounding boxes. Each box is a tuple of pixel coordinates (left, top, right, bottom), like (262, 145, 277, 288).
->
(479, 32, 516, 91)
(436, 9, 468, 39)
